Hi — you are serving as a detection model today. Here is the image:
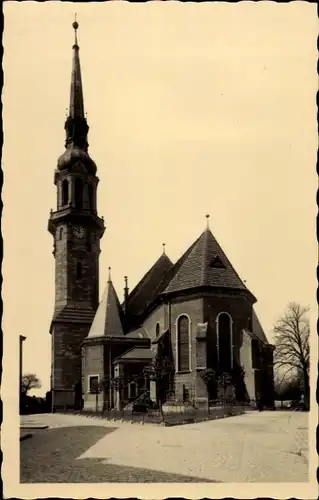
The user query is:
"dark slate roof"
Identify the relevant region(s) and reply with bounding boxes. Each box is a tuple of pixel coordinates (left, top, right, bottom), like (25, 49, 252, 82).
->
(86, 278, 124, 339)
(125, 326, 150, 340)
(115, 347, 153, 362)
(152, 328, 169, 344)
(163, 228, 251, 295)
(125, 253, 174, 316)
(252, 309, 269, 344)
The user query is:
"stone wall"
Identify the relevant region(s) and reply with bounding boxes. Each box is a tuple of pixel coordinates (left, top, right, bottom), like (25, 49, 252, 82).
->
(142, 304, 167, 342)
(51, 322, 90, 409)
(239, 330, 255, 400)
(82, 343, 105, 411)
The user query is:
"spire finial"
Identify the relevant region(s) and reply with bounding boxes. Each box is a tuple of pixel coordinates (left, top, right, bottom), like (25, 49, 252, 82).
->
(205, 214, 210, 229)
(108, 266, 112, 282)
(124, 276, 128, 287)
(72, 14, 79, 47)
(65, 16, 87, 147)
(162, 243, 166, 255)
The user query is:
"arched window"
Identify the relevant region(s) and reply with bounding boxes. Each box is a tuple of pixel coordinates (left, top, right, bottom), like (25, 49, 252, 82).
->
(217, 313, 232, 372)
(88, 184, 94, 210)
(62, 179, 69, 206)
(59, 227, 63, 240)
(177, 315, 190, 372)
(155, 323, 160, 339)
(74, 178, 83, 209)
(76, 261, 82, 280)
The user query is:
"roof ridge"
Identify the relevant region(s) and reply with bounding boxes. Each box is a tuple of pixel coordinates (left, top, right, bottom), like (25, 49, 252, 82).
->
(163, 227, 254, 296)
(200, 229, 209, 286)
(127, 253, 173, 302)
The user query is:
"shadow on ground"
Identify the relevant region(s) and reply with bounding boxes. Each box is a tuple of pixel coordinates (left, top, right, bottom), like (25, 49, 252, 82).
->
(20, 425, 216, 483)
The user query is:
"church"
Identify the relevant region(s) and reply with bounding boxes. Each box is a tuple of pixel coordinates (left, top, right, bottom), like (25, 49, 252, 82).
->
(48, 21, 275, 413)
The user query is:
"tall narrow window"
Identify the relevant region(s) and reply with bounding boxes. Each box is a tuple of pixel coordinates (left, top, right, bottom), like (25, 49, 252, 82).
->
(76, 261, 82, 280)
(217, 313, 232, 372)
(177, 315, 190, 372)
(88, 184, 94, 210)
(62, 179, 69, 206)
(74, 178, 83, 209)
(59, 228, 63, 240)
(155, 323, 160, 339)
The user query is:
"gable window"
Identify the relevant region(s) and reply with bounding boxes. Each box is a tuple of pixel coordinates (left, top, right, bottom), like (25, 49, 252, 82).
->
(74, 178, 83, 209)
(211, 255, 225, 268)
(177, 315, 190, 372)
(216, 312, 233, 371)
(62, 179, 69, 206)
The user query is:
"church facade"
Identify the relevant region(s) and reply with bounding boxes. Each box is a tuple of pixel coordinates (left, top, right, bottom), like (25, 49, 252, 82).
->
(48, 22, 275, 413)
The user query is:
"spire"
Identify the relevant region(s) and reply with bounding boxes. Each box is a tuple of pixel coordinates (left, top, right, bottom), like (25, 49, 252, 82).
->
(87, 279, 125, 339)
(64, 17, 89, 149)
(70, 16, 84, 119)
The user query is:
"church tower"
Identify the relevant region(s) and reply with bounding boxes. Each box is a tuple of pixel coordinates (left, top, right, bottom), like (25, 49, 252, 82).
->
(48, 20, 105, 410)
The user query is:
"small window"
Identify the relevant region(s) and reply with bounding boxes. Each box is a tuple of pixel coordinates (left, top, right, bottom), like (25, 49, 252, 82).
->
(155, 323, 160, 338)
(89, 375, 99, 393)
(248, 317, 252, 331)
(129, 381, 137, 399)
(59, 228, 64, 240)
(62, 179, 69, 206)
(76, 261, 82, 279)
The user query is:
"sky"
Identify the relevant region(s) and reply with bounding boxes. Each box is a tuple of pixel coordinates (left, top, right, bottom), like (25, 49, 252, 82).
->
(3, 2, 317, 396)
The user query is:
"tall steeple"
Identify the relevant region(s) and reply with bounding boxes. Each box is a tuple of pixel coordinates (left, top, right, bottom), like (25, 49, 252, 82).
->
(69, 17, 85, 119)
(57, 17, 96, 175)
(64, 17, 89, 151)
(48, 19, 105, 411)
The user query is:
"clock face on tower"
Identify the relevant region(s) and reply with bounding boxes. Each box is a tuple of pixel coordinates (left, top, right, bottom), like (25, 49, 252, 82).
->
(73, 226, 85, 239)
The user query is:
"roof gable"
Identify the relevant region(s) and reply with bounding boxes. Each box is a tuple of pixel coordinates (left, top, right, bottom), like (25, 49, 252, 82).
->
(126, 253, 173, 317)
(164, 228, 250, 295)
(87, 279, 124, 338)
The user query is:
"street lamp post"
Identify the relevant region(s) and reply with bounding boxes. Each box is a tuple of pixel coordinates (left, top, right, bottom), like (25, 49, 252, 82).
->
(19, 335, 26, 410)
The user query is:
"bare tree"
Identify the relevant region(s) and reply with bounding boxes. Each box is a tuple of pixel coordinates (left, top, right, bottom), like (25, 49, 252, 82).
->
(273, 302, 310, 409)
(143, 354, 174, 420)
(21, 373, 41, 395)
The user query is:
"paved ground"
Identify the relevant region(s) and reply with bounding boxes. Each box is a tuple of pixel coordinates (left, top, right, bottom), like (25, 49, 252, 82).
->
(20, 411, 309, 483)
